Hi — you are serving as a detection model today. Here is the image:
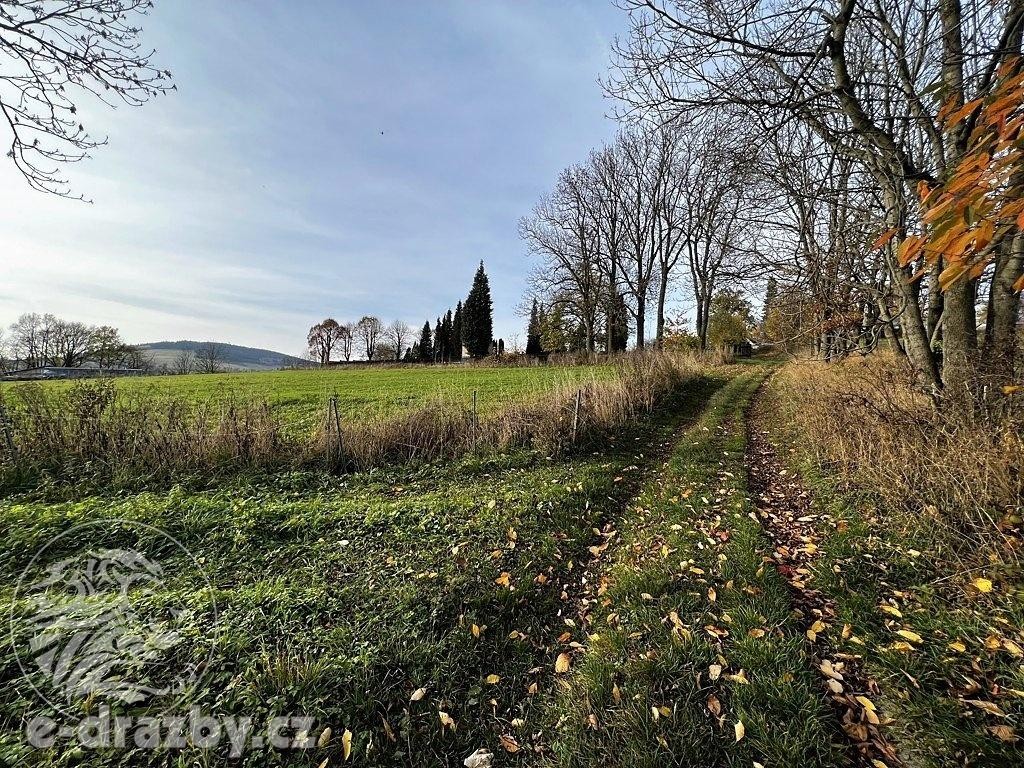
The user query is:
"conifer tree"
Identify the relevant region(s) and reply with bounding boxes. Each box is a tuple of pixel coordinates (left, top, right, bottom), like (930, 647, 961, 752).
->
(442, 309, 454, 362)
(463, 261, 493, 357)
(434, 317, 443, 362)
(452, 301, 463, 361)
(526, 298, 542, 355)
(418, 321, 433, 363)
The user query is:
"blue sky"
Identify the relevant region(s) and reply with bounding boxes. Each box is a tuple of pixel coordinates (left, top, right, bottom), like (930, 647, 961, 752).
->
(0, 1, 628, 357)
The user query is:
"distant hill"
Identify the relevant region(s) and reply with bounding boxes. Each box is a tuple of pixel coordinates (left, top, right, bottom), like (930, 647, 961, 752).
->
(140, 341, 310, 372)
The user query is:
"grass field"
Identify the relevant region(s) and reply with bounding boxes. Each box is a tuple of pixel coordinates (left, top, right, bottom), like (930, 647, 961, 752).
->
(0, 369, 726, 767)
(5, 364, 611, 432)
(2, 359, 1018, 766)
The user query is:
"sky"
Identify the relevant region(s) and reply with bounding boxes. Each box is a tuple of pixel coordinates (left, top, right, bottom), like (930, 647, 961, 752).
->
(0, 1, 630, 358)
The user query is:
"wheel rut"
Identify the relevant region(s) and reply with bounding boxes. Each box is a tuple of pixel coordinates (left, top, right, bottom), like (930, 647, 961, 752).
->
(745, 382, 902, 768)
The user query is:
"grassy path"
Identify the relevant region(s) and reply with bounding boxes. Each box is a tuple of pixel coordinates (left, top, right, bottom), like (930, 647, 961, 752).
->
(547, 369, 847, 767)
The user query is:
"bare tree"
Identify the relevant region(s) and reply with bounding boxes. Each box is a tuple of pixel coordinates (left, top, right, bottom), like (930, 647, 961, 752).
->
(196, 342, 225, 374)
(339, 322, 355, 361)
(0, 0, 174, 198)
(387, 320, 411, 362)
(606, 0, 1024, 393)
(173, 350, 196, 375)
(7, 313, 53, 368)
(521, 163, 605, 353)
(51, 319, 93, 367)
(356, 316, 383, 361)
(307, 318, 342, 366)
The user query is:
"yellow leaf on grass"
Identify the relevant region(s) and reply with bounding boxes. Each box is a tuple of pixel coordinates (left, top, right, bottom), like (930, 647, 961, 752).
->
(342, 729, 353, 760)
(897, 629, 924, 644)
(708, 664, 722, 681)
(495, 572, 511, 588)
(948, 640, 967, 653)
(555, 653, 571, 673)
(317, 727, 332, 748)
(485, 674, 501, 684)
(972, 577, 994, 593)
(1002, 639, 1024, 657)
(856, 695, 876, 712)
(807, 620, 826, 641)
(880, 605, 903, 618)
(438, 711, 456, 730)
(734, 720, 745, 742)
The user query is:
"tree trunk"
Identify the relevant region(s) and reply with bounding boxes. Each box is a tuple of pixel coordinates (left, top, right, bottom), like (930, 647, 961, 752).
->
(982, 232, 1024, 382)
(655, 269, 669, 347)
(940, 276, 978, 399)
(635, 298, 646, 349)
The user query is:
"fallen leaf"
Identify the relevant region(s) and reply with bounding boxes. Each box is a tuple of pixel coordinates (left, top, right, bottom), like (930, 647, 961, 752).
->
(734, 719, 745, 742)
(485, 674, 501, 684)
(499, 734, 520, 752)
(972, 577, 993, 593)
(439, 711, 457, 731)
(947, 640, 967, 653)
(896, 629, 923, 644)
(555, 653, 571, 673)
(342, 729, 352, 760)
(410, 687, 427, 702)
(987, 725, 1018, 742)
(707, 694, 721, 716)
(964, 699, 1006, 717)
(318, 727, 332, 748)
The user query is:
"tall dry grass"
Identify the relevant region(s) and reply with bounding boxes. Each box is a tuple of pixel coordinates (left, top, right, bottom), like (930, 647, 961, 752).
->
(773, 353, 1023, 552)
(326, 351, 704, 469)
(0, 351, 707, 486)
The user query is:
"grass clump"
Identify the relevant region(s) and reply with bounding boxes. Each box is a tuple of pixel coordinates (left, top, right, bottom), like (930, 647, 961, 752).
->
(773, 353, 1022, 554)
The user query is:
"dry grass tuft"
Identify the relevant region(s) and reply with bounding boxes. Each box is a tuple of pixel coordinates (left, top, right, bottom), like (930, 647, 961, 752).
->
(773, 352, 1023, 554)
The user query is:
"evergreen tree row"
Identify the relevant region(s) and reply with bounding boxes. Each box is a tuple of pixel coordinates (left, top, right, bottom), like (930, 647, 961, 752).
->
(407, 261, 496, 363)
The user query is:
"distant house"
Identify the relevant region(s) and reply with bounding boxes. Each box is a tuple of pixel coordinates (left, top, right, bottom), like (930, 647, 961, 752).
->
(726, 341, 754, 358)
(0, 366, 145, 381)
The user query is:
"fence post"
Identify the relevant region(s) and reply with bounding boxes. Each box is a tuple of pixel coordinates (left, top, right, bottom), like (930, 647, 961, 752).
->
(0, 399, 17, 464)
(328, 395, 343, 468)
(571, 388, 582, 445)
(472, 390, 478, 450)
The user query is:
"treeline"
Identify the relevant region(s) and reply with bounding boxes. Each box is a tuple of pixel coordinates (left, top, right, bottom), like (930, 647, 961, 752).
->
(0, 313, 146, 372)
(307, 262, 500, 364)
(581, 3, 1019, 403)
(524, 0, 1023, 402)
(521, 122, 756, 354)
